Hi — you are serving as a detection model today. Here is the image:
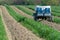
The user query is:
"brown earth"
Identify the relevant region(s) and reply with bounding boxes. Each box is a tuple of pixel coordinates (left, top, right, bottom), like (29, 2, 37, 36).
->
(0, 7, 12, 40)
(11, 6, 60, 31)
(1, 6, 43, 40)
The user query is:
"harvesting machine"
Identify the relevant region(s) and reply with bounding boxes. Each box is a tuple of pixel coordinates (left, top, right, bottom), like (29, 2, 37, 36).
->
(33, 6, 52, 21)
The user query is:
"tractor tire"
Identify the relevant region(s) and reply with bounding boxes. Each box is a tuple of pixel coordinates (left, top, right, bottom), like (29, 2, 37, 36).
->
(33, 13, 38, 21)
(47, 16, 52, 22)
(34, 17, 38, 21)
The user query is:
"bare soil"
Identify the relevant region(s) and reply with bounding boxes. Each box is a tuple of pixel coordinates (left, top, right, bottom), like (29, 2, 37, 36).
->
(1, 6, 43, 40)
(0, 8, 12, 40)
(11, 6, 60, 31)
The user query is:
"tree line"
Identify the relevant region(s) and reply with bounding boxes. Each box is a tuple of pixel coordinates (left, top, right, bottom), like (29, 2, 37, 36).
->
(0, 0, 60, 5)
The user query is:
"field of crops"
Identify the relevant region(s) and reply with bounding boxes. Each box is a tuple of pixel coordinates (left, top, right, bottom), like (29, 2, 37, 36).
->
(0, 5, 60, 40)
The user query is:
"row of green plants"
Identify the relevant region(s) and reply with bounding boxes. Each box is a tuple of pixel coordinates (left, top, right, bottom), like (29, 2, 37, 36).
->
(25, 5, 60, 17)
(0, 16, 8, 40)
(16, 5, 60, 24)
(52, 12, 60, 17)
(5, 5, 60, 40)
(25, 5, 35, 10)
(52, 6, 60, 13)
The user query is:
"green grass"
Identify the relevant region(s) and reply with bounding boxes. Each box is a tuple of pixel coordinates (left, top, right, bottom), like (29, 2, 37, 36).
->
(0, 16, 8, 40)
(5, 5, 60, 40)
(16, 5, 60, 24)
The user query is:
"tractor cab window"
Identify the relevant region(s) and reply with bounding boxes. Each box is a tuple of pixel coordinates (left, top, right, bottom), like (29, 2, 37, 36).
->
(36, 7, 39, 12)
(38, 8, 43, 13)
(44, 8, 50, 13)
(36, 8, 43, 13)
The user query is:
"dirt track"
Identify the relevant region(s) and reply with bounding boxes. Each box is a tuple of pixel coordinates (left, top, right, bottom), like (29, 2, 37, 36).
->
(11, 6, 60, 31)
(0, 7, 12, 40)
(1, 6, 43, 40)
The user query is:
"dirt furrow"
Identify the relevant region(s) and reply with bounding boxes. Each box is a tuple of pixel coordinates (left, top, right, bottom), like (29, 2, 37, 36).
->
(1, 6, 43, 40)
(11, 6, 60, 31)
(0, 6, 12, 40)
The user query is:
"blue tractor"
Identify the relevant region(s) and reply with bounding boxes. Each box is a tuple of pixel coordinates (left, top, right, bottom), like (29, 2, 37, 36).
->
(33, 6, 52, 21)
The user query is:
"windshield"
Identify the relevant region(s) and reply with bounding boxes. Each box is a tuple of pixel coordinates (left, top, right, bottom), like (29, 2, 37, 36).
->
(36, 8, 43, 13)
(44, 8, 50, 13)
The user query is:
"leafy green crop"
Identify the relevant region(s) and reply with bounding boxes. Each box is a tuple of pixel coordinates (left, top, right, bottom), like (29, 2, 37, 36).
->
(5, 5, 60, 40)
(0, 16, 8, 40)
(25, 5, 35, 10)
(52, 6, 60, 13)
(16, 5, 33, 15)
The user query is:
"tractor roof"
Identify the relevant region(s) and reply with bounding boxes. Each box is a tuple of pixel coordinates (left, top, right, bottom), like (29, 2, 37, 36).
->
(36, 6, 51, 8)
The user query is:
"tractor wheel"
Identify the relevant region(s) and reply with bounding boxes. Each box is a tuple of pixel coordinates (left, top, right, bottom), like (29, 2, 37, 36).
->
(34, 17, 38, 21)
(47, 16, 52, 22)
(33, 13, 38, 21)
